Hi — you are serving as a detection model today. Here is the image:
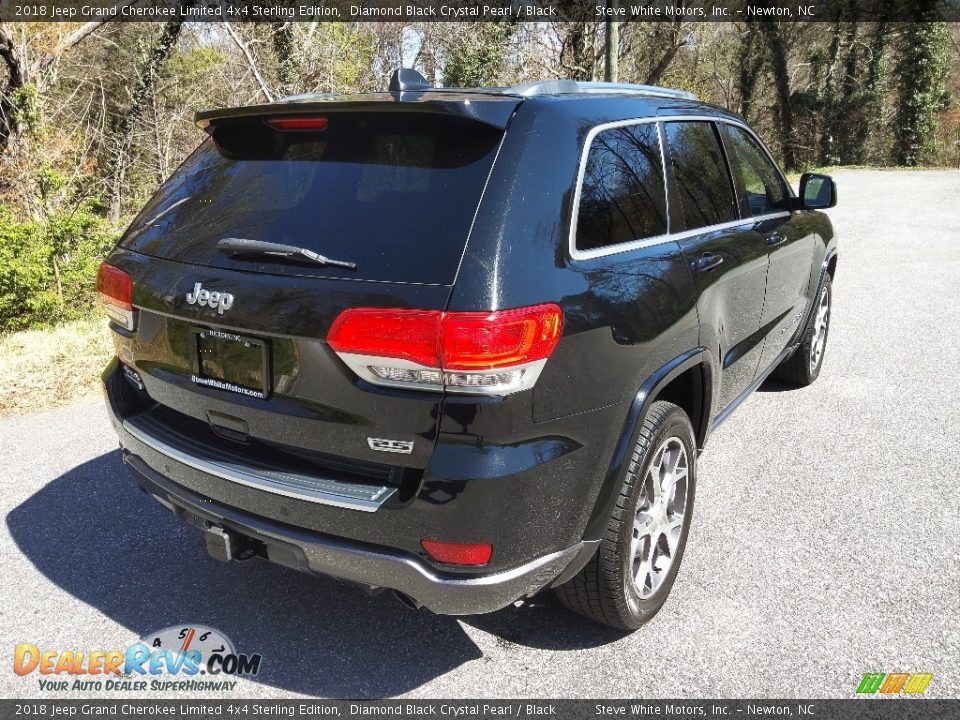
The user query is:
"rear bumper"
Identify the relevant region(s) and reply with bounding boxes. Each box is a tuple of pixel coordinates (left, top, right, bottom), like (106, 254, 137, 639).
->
(124, 451, 585, 615)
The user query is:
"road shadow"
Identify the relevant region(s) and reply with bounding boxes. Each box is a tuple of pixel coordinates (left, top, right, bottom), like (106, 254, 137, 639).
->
(7, 451, 622, 697)
(756, 377, 798, 393)
(462, 596, 631, 650)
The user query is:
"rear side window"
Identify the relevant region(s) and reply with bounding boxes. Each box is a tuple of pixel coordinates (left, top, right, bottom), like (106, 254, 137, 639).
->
(119, 113, 504, 285)
(721, 124, 789, 217)
(575, 122, 667, 252)
(663, 121, 738, 231)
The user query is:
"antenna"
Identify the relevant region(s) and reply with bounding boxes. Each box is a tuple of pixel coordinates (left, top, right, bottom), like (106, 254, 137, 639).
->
(389, 68, 432, 93)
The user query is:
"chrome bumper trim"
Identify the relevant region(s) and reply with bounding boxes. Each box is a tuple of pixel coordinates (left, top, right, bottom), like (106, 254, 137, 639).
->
(121, 417, 395, 512)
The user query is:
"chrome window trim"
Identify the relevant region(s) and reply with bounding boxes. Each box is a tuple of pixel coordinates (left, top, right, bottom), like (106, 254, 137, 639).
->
(569, 117, 665, 261)
(569, 114, 794, 262)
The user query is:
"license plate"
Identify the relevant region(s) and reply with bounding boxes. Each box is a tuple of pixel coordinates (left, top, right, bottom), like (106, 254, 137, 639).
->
(191, 327, 270, 399)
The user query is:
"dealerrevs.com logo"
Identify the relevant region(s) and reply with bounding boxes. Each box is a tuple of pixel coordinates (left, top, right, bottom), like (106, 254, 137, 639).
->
(13, 625, 262, 692)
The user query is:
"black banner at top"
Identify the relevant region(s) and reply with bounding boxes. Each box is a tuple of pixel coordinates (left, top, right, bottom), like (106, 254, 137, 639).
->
(0, 0, 959, 23)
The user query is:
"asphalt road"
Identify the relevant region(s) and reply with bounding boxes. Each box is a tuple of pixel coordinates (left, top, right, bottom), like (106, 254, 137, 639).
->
(2, 170, 958, 700)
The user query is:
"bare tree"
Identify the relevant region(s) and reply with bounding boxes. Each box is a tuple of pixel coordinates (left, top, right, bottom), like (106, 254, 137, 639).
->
(223, 23, 274, 102)
(0, 20, 126, 150)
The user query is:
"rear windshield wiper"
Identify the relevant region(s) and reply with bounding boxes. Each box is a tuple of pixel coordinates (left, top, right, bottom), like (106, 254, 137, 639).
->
(217, 238, 357, 270)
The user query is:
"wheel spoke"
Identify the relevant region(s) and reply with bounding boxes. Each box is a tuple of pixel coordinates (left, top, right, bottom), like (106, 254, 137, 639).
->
(649, 539, 669, 590)
(633, 538, 653, 588)
(663, 467, 687, 495)
(665, 521, 683, 554)
(631, 436, 691, 599)
(809, 287, 830, 372)
(669, 446, 686, 474)
(649, 467, 662, 503)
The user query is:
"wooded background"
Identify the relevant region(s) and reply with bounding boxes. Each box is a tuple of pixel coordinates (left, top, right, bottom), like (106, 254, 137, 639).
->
(0, 14, 957, 331)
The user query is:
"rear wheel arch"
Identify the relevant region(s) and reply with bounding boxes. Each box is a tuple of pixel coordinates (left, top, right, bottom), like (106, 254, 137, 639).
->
(556, 399, 698, 628)
(826, 252, 838, 280)
(651, 363, 710, 449)
(581, 349, 713, 544)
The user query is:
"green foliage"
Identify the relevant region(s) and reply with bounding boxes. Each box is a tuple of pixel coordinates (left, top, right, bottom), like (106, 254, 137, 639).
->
(893, 10, 951, 165)
(11, 84, 41, 137)
(0, 206, 118, 332)
(318, 24, 378, 92)
(442, 23, 515, 87)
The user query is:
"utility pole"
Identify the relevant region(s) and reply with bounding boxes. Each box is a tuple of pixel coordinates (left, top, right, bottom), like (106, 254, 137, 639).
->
(604, 0, 619, 82)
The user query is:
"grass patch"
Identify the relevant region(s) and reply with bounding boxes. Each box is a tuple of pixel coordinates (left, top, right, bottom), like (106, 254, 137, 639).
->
(0, 315, 112, 415)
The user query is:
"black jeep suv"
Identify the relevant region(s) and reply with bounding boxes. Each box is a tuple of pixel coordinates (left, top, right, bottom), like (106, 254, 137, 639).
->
(101, 70, 837, 629)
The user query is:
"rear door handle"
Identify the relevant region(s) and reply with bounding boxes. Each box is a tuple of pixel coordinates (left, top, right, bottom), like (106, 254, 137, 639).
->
(765, 233, 787, 247)
(692, 253, 723, 273)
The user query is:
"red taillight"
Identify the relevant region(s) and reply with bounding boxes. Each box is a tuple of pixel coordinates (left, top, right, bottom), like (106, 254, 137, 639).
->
(97, 262, 132, 310)
(421, 539, 493, 566)
(97, 262, 136, 331)
(327, 304, 562, 372)
(265, 116, 329, 131)
(328, 309, 442, 367)
(441, 305, 563, 370)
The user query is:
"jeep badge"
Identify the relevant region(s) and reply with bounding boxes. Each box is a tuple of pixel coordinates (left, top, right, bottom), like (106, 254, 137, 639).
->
(185, 282, 234, 315)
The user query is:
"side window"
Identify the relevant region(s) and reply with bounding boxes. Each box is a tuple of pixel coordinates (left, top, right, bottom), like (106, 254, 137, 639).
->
(575, 122, 667, 252)
(663, 121, 738, 230)
(722, 124, 789, 217)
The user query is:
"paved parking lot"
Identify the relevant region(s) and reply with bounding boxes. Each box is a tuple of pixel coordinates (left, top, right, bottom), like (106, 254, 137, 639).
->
(2, 170, 958, 699)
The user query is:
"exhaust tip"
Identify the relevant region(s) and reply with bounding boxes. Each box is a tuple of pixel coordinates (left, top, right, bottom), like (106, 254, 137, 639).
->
(392, 590, 422, 610)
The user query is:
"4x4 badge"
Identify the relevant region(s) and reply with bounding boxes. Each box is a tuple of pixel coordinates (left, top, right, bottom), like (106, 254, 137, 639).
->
(367, 438, 414, 454)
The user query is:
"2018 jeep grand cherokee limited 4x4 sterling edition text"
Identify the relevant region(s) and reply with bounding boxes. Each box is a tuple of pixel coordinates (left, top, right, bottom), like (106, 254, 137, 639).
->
(100, 70, 837, 629)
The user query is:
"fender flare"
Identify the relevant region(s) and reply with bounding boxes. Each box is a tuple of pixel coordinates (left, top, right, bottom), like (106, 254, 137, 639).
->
(580, 347, 713, 544)
(785, 246, 838, 355)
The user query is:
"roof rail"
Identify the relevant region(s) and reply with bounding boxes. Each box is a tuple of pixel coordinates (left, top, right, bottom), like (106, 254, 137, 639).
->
(509, 80, 698, 101)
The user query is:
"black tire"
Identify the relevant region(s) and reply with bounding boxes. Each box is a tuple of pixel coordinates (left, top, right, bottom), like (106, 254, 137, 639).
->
(555, 401, 697, 630)
(773, 276, 832, 386)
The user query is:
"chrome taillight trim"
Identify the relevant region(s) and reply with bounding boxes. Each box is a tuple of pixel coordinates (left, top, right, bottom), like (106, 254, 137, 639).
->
(334, 352, 549, 396)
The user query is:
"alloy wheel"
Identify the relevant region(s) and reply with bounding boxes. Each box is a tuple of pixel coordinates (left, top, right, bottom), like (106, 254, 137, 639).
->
(631, 437, 689, 599)
(810, 285, 830, 372)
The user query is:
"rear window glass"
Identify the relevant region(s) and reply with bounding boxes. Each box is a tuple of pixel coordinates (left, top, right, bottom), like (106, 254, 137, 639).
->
(575, 122, 667, 252)
(119, 113, 504, 285)
(663, 121, 738, 231)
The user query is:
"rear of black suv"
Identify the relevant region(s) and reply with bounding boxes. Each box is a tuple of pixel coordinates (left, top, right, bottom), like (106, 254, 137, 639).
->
(102, 80, 836, 627)
(102, 90, 622, 615)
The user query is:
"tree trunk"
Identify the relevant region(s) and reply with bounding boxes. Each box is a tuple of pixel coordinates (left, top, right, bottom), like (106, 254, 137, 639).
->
(893, 12, 950, 166)
(0, 27, 24, 150)
(108, 20, 184, 220)
(761, 22, 797, 170)
(736, 23, 765, 121)
(271, 22, 296, 96)
(604, 2, 619, 82)
(818, 21, 845, 165)
(566, 24, 593, 81)
(0, 17, 128, 151)
(645, 20, 685, 85)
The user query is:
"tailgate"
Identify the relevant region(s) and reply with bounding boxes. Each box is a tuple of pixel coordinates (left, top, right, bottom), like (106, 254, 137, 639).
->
(108, 247, 450, 473)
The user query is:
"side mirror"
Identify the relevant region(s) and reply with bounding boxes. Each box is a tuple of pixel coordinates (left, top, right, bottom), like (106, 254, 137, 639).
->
(798, 172, 837, 210)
